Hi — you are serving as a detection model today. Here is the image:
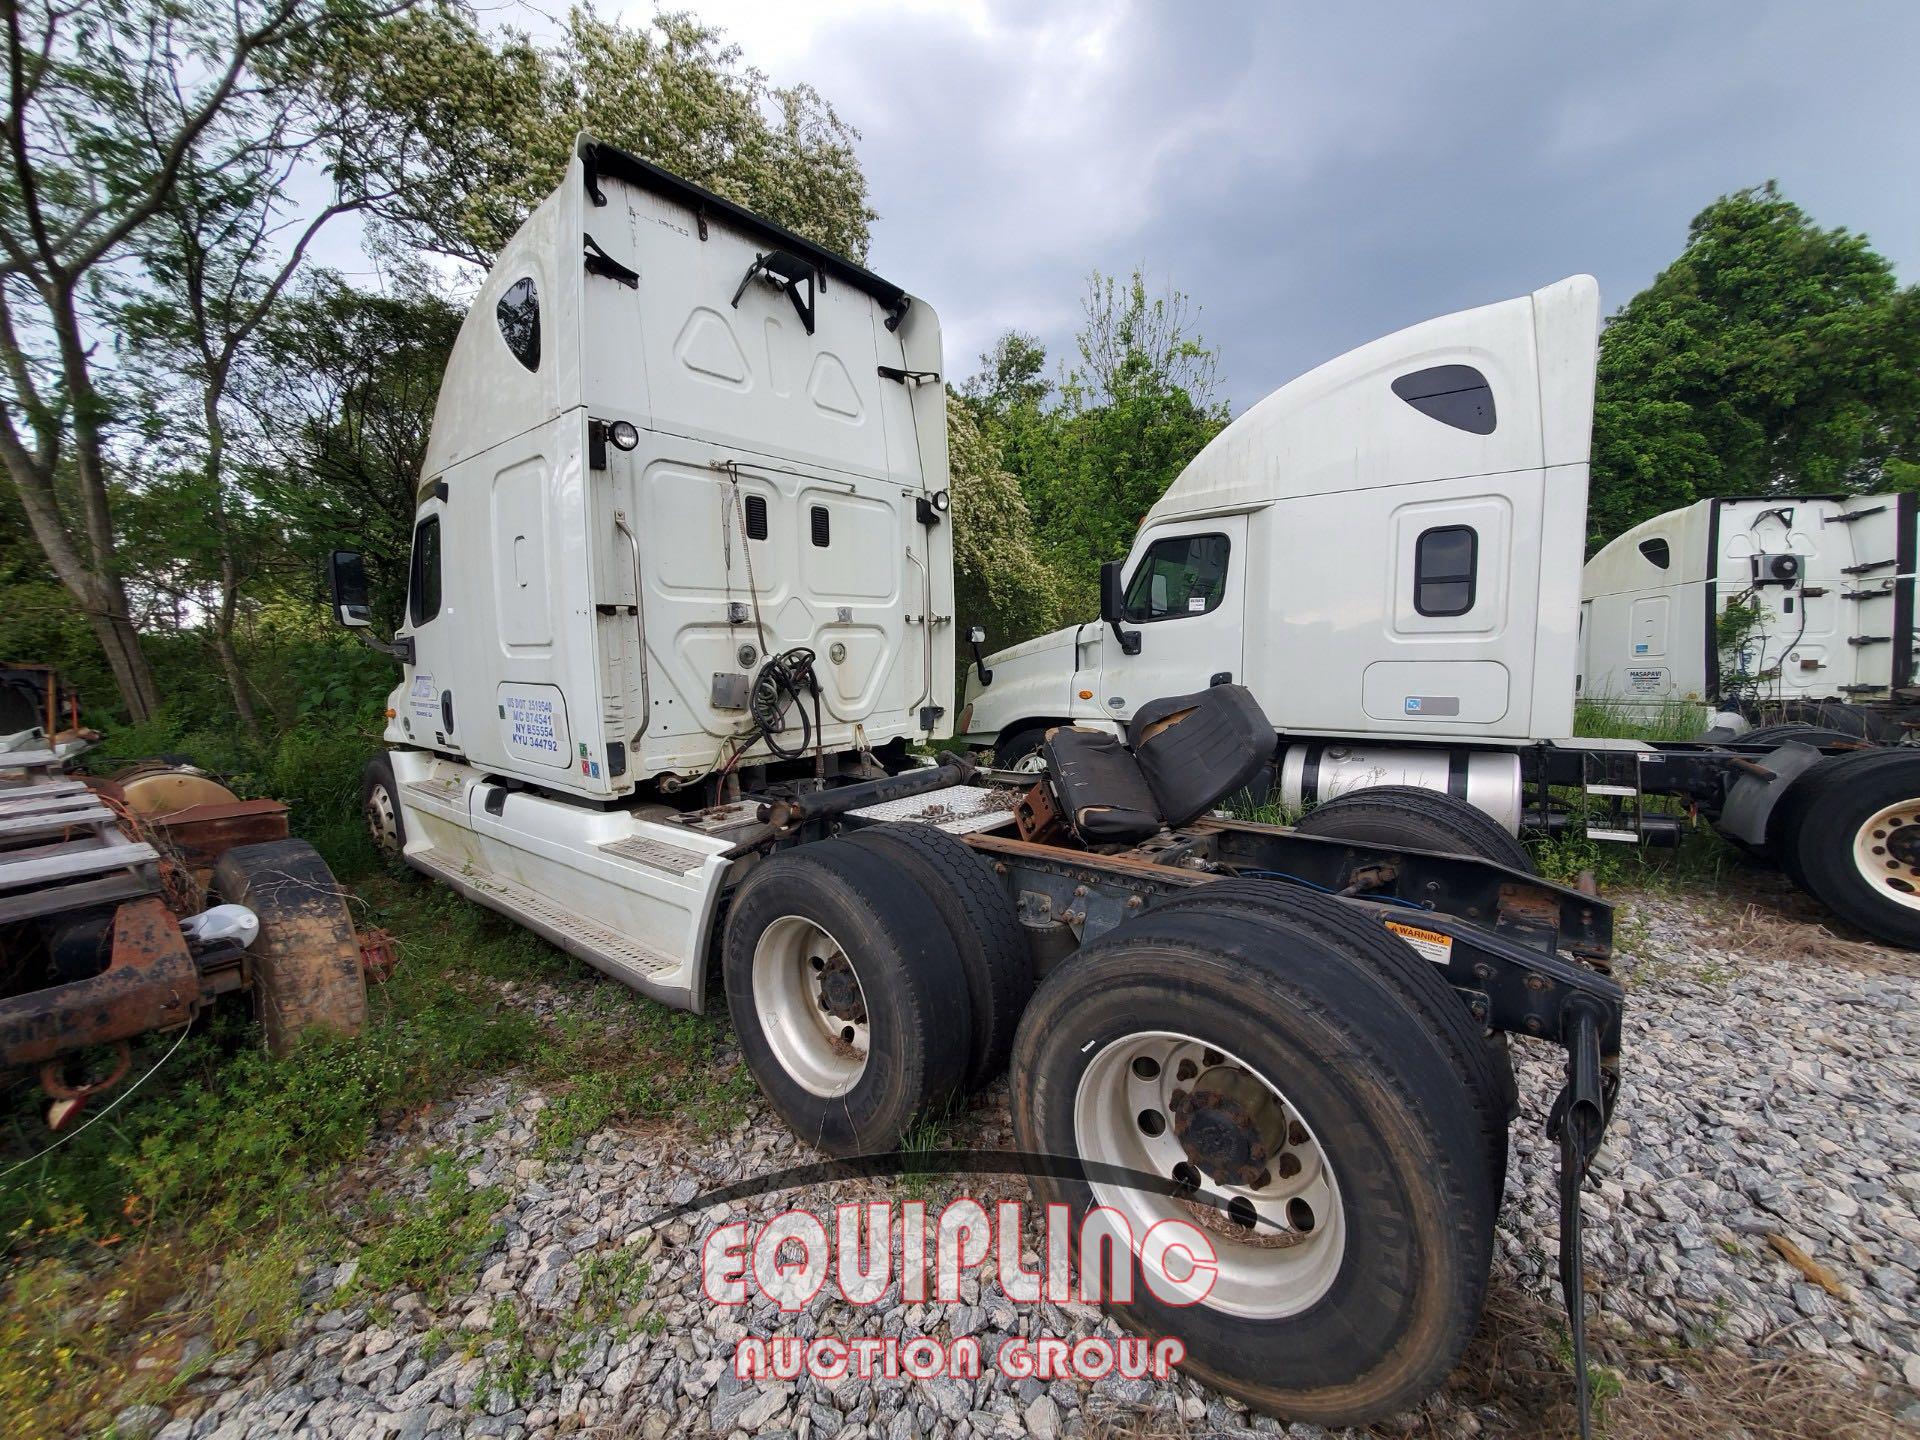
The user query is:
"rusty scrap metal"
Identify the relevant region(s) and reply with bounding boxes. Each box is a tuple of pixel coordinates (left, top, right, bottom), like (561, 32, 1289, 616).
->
(0, 896, 201, 1068)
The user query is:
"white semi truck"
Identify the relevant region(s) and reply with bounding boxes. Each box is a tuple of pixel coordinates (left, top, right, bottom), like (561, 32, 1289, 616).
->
(328, 138, 1634, 1431)
(1580, 493, 1915, 735)
(958, 280, 1920, 949)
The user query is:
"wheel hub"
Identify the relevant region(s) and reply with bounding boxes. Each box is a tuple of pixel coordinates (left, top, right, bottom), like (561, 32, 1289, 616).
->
(1169, 1076, 1281, 1188)
(814, 955, 867, 1023)
(1856, 800, 1920, 908)
(1071, 1032, 1346, 1320)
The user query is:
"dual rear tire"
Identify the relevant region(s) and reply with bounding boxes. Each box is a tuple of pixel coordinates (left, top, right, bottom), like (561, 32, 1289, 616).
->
(1008, 889, 1497, 1424)
(721, 825, 1030, 1156)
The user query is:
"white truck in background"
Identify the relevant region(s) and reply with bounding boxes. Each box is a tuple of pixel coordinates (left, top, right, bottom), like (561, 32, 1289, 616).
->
(1580, 493, 1915, 737)
(961, 277, 1599, 832)
(957, 279, 1920, 948)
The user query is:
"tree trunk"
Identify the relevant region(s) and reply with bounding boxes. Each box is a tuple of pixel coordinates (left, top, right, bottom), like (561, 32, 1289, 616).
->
(213, 548, 262, 741)
(80, 575, 161, 725)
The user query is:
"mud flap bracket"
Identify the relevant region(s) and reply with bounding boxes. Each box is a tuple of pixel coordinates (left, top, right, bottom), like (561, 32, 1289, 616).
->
(1547, 997, 1614, 1440)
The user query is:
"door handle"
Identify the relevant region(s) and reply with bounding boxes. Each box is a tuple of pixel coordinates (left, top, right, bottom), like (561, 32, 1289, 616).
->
(441, 690, 454, 732)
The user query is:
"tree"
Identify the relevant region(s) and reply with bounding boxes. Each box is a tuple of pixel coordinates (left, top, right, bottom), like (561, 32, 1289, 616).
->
(318, 5, 875, 269)
(0, 0, 411, 722)
(947, 400, 1062, 656)
(241, 271, 462, 628)
(117, 72, 403, 738)
(993, 270, 1229, 592)
(1589, 182, 1920, 549)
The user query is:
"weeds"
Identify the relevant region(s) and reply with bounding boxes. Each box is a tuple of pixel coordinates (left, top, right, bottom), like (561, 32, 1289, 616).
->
(1573, 694, 1712, 742)
(348, 1152, 506, 1305)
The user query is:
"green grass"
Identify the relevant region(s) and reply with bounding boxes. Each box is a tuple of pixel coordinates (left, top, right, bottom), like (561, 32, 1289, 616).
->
(347, 1151, 508, 1305)
(1573, 694, 1712, 742)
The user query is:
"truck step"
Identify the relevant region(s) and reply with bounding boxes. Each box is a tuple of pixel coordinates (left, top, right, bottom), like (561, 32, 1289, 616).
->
(599, 834, 710, 875)
(408, 847, 684, 991)
(1584, 827, 1641, 844)
(1583, 783, 1638, 797)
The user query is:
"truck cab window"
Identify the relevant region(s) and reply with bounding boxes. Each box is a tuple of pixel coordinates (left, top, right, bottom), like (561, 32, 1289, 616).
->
(1414, 525, 1477, 616)
(496, 277, 540, 372)
(408, 515, 442, 626)
(1124, 533, 1230, 623)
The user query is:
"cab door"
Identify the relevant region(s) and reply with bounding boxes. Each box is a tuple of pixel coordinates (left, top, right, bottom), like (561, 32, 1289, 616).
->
(1093, 514, 1248, 722)
(397, 491, 458, 752)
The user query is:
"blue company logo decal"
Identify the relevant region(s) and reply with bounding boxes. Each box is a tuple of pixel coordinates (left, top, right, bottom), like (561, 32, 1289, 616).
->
(1404, 696, 1422, 713)
(1634, 643, 1649, 654)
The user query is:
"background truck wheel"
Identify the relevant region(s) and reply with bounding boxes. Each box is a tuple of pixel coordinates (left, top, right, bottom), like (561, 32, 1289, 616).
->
(1761, 699, 1897, 743)
(1009, 903, 1493, 1425)
(1738, 722, 1863, 748)
(1772, 748, 1920, 947)
(844, 823, 1033, 1090)
(211, 838, 368, 1056)
(1292, 783, 1536, 873)
(722, 841, 971, 1155)
(993, 725, 1052, 773)
(361, 754, 407, 861)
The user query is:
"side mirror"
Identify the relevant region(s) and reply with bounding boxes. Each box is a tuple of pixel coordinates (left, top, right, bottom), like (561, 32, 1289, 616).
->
(1099, 562, 1142, 656)
(329, 550, 372, 628)
(968, 625, 986, 645)
(1099, 562, 1123, 625)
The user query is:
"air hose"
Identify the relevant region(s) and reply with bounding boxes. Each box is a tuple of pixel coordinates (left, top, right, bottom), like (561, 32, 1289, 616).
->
(750, 648, 822, 760)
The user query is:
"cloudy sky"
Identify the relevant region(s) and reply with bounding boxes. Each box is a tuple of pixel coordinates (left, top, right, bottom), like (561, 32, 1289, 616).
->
(592, 0, 1919, 414)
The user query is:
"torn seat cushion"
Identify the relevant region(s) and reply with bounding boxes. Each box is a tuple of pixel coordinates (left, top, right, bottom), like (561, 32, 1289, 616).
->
(1128, 684, 1275, 827)
(1041, 726, 1162, 843)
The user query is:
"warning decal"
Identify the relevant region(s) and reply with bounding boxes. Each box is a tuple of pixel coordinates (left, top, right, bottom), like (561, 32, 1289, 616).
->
(1385, 919, 1454, 966)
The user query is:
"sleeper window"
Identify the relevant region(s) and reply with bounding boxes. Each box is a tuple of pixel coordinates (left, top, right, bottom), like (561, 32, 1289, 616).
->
(1638, 537, 1671, 569)
(1414, 525, 1477, 616)
(496, 277, 540, 373)
(1392, 364, 1495, 435)
(1124, 533, 1230, 622)
(408, 515, 442, 626)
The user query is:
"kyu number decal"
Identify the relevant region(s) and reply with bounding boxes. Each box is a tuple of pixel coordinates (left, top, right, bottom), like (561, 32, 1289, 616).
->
(498, 684, 573, 767)
(504, 693, 560, 755)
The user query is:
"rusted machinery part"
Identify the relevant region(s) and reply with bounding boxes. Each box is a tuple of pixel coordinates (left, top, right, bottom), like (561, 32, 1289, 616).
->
(39, 1038, 133, 1100)
(357, 926, 399, 983)
(0, 897, 202, 1069)
(112, 763, 240, 817)
(211, 838, 368, 1056)
(139, 798, 290, 892)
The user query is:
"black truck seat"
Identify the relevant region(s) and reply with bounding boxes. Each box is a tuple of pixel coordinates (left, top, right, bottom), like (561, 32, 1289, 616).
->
(1041, 684, 1274, 844)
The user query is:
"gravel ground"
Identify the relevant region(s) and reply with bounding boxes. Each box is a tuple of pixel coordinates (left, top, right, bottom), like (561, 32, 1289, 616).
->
(118, 884, 1920, 1440)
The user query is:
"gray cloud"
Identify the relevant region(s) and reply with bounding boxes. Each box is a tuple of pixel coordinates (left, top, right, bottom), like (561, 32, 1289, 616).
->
(679, 0, 1920, 413)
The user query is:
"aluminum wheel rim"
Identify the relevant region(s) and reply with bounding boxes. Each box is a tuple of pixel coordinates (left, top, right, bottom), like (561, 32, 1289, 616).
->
(1011, 750, 1048, 775)
(752, 916, 870, 1097)
(365, 783, 400, 855)
(1853, 800, 1920, 911)
(1072, 1030, 1346, 1319)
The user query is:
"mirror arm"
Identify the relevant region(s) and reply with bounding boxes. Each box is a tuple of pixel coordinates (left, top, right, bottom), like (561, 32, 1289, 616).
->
(356, 631, 415, 665)
(968, 635, 992, 687)
(1108, 618, 1142, 656)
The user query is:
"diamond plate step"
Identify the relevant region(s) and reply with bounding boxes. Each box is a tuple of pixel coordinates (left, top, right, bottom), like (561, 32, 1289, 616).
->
(600, 834, 709, 875)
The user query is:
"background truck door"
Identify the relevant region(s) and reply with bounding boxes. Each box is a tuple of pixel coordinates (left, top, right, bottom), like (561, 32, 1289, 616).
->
(1096, 514, 1248, 720)
(398, 492, 458, 751)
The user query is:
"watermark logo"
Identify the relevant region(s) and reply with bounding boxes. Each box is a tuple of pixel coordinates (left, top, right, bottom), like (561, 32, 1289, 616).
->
(696, 1192, 1219, 1382)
